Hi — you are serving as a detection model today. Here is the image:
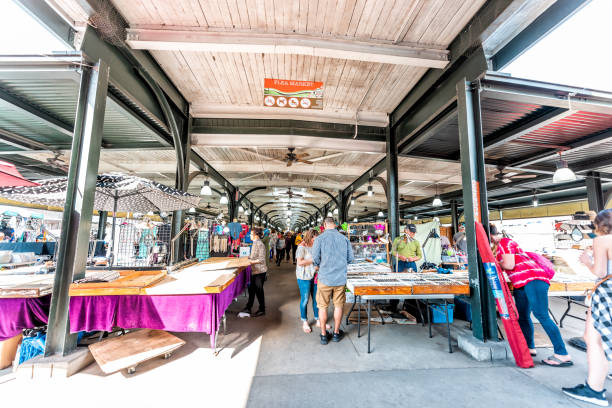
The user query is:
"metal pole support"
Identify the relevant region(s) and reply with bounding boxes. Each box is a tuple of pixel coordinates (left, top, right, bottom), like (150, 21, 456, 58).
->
(386, 126, 399, 241)
(45, 60, 109, 357)
(457, 78, 497, 342)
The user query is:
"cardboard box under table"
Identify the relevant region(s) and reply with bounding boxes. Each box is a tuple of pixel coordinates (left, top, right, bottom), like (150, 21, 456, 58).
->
(68, 258, 252, 351)
(346, 271, 470, 354)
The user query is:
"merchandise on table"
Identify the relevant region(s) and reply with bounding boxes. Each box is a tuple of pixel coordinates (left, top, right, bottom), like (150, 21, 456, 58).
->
(347, 222, 390, 264)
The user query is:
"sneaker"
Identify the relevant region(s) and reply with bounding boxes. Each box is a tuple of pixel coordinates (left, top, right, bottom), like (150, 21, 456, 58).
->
(332, 329, 345, 343)
(320, 331, 332, 345)
(562, 383, 609, 406)
(253, 310, 265, 317)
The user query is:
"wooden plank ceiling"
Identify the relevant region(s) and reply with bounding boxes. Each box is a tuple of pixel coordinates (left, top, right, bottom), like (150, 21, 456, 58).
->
(47, 0, 491, 223)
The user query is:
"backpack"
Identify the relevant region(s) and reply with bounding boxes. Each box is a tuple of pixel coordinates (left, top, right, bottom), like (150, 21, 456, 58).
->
(525, 251, 555, 279)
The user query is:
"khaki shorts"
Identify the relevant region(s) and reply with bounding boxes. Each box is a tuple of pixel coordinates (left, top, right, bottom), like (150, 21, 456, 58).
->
(316, 282, 346, 309)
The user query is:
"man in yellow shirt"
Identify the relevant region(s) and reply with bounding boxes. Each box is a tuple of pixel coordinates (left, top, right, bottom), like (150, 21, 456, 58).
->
(389, 224, 422, 313)
(391, 224, 422, 272)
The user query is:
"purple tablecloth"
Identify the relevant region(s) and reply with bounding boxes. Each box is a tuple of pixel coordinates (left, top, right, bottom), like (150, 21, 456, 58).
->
(0, 295, 50, 341)
(69, 267, 250, 348)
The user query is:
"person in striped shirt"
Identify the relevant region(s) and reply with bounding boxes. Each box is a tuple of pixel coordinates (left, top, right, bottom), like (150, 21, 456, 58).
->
(490, 224, 572, 367)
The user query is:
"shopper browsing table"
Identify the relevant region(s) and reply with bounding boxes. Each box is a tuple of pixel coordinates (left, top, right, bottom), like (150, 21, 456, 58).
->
(312, 217, 354, 345)
(389, 224, 422, 313)
(295, 229, 320, 333)
(243, 227, 268, 317)
(490, 224, 572, 367)
(563, 209, 612, 406)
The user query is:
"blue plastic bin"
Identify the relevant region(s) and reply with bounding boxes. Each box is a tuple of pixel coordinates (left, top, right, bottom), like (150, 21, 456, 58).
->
(453, 296, 472, 322)
(430, 303, 454, 324)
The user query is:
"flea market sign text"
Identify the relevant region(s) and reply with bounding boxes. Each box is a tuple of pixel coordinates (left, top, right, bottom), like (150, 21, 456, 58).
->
(263, 78, 323, 110)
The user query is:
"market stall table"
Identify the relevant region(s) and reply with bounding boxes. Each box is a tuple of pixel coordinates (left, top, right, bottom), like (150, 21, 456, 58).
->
(346, 271, 469, 353)
(68, 258, 252, 353)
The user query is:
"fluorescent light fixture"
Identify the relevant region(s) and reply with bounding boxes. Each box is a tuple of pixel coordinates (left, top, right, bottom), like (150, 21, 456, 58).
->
(238, 205, 244, 213)
(432, 195, 442, 207)
(189, 207, 196, 213)
(414, 215, 418, 220)
(327, 211, 332, 217)
(353, 217, 358, 222)
(377, 210, 384, 217)
(146, 211, 154, 216)
(333, 208, 338, 215)
(160, 212, 168, 218)
(255, 215, 260, 221)
(351, 198, 355, 205)
(200, 180, 212, 196)
(367, 185, 373, 196)
(220, 195, 228, 204)
(552, 158, 576, 183)
(245, 209, 250, 215)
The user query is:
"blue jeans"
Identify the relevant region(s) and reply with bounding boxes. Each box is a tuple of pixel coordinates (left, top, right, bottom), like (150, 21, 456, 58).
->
(513, 279, 568, 355)
(396, 260, 417, 272)
(297, 278, 318, 321)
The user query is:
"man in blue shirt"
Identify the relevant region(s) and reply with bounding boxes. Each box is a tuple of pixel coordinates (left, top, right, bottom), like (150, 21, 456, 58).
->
(312, 217, 354, 344)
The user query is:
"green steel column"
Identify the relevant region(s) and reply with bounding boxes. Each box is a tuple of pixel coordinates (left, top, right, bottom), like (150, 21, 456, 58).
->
(457, 79, 497, 342)
(386, 126, 399, 241)
(171, 116, 191, 264)
(45, 61, 109, 357)
(96, 211, 107, 240)
(450, 200, 459, 235)
(586, 171, 605, 212)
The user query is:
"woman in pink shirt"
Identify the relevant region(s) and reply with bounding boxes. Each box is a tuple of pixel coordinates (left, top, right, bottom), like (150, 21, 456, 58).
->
(490, 224, 572, 367)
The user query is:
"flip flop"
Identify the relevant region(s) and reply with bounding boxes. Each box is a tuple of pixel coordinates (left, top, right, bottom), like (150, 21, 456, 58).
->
(542, 355, 573, 367)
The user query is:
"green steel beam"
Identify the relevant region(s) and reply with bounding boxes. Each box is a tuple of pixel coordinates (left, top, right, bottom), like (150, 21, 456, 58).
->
(491, 0, 590, 70)
(45, 60, 109, 357)
(191, 118, 386, 141)
(13, 0, 76, 48)
(391, 0, 522, 126)
(394, 47, 488, 148)
(75, 26, 165, 125)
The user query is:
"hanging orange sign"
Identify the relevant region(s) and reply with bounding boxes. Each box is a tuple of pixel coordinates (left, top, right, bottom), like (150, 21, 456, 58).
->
(263, 78, 324, 110)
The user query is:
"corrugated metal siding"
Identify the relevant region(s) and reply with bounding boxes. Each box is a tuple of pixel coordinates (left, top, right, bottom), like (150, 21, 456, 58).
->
(481, 99, 541, 137)
(0, 77, 166, 152)
(518, 111, 612, 145)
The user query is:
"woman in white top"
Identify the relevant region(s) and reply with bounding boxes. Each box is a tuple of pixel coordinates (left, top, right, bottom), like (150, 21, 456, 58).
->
(563, 209, 612, 406)
(296, 229, 319, 333)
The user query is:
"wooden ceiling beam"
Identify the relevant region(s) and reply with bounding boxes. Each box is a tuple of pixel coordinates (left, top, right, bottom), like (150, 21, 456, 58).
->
(126, 28, 449, 68)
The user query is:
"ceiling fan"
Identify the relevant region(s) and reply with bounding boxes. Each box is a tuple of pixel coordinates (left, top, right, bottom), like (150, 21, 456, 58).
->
(278, 187, 303, 198)
(283, 147, 313, 167)
(494, 166, 538, 184)
(46, 152, 69, 172)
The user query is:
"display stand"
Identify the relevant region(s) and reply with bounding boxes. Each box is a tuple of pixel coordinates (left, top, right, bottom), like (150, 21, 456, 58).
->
(347, 222, 390, 264)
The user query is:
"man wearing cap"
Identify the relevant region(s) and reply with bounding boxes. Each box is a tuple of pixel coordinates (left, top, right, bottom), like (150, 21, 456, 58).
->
(389, 224, 423, 313)
(453, 223, 468, 254)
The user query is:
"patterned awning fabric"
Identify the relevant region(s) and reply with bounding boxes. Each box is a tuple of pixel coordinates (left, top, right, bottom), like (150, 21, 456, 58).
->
(0, 173, 201, 212)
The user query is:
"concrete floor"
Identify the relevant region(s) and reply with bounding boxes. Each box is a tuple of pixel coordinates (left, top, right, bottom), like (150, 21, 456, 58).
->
(0, 261, 606, 407)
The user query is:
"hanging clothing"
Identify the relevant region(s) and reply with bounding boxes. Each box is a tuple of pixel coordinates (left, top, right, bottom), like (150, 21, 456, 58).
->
(138, 226, 155, 259)
(196, 229, 210, 261)
(228, 222, 242, 240)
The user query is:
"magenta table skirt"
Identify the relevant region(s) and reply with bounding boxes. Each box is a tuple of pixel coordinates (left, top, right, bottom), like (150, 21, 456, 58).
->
(0, 295, 50, 341)
(68, 267, 250, 348)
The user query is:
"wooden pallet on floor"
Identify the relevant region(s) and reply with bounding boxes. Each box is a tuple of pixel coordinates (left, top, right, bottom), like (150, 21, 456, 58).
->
(88, 329, 185, 374)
